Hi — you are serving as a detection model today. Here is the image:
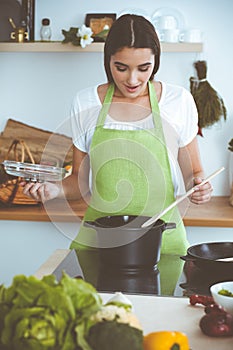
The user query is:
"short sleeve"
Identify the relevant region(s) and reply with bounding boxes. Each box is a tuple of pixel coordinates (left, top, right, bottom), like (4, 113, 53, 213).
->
(179, 89, 198, 147)
(70, 92, 87, 152)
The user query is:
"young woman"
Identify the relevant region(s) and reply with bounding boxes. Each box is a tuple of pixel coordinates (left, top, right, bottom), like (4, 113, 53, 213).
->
(23, 14, 212, 293)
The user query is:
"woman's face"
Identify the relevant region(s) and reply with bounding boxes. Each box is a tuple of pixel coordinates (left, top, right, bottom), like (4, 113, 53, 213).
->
(109, 47, 155, 98)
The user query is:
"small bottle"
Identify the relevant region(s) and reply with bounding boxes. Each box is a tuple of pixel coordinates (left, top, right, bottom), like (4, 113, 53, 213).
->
(40, 18, 51, 41)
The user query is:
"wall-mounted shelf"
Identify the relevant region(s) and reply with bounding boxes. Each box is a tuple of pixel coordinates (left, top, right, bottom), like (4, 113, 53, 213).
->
(0, 41, 203, 53)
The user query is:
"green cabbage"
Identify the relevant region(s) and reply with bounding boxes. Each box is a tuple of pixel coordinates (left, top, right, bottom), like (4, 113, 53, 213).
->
(0, 273, 142, 350)
(0, 273, 102, 350)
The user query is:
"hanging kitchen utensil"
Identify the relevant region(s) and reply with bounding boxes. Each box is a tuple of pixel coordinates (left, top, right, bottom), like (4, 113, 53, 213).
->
(190, 60, 227, 136)
(141, 167, 225, 228)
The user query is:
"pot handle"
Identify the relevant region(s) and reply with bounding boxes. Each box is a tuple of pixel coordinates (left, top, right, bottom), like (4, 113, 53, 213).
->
(164, 222, 176, 230)
(180, 254, 196, 262)
(83, 221, 96, 228)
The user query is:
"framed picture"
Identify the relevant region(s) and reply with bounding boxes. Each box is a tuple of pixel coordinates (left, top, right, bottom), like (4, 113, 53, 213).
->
(85, 13, 116, 42)
(0, 0, 35, 42)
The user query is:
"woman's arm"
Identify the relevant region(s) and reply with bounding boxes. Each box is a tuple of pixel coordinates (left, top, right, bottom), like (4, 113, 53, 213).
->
(178, 137, 213, 204)
(62, 146, 91, 200)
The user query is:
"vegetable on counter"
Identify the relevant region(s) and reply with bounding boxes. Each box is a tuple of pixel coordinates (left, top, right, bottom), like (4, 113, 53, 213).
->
(189, 294, 215, 306)
(76, 303, 143, 350)
(0, 273, 143, 350)
(85, 317, 143, 350)
(143, 331, 190, 350)
(199, 304, 233, 337)
(0, 273, 102, 350)
(189, 294, 233, 337)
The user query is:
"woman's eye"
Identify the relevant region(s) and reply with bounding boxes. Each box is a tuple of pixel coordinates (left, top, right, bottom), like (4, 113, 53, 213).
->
(139, 66, 150, 72)
(116, 66, 127, 72)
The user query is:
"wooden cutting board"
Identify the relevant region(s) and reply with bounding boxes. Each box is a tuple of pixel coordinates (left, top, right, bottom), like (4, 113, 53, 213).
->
(0, 118, 73, 166)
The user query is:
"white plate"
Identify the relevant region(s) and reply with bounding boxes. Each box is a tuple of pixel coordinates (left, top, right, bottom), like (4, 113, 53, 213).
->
(2, 160, 67, 182)
(152, 7, 186, 31)
(117, 8, 152, 22)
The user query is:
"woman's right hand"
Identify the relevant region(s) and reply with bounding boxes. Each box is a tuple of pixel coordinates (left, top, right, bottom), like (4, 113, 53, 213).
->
(21, 181, 62, 203)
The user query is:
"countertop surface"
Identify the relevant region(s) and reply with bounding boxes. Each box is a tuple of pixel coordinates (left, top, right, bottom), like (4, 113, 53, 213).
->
(101, 293, 233, 350)
(35, 249, 233, 350)
(0, 196, 232, 227)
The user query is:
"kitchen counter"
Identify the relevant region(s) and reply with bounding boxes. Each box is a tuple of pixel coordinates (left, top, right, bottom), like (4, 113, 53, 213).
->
(0, 196, 232, 227)
(34, 249, 233, 350)
(102, 293, 233, 350)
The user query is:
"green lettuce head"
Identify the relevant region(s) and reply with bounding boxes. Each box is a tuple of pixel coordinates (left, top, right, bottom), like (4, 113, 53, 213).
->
(0, 273, 102, 350)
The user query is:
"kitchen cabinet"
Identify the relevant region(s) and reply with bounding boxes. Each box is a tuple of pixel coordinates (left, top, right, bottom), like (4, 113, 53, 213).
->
(0, 41, 203, 53)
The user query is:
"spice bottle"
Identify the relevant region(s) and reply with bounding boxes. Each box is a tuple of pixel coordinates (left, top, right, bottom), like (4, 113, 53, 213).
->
(40, 18, 51, 41)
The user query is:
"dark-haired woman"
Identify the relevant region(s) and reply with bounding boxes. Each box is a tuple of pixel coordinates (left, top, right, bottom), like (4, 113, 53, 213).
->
(23, 14, 212, 294)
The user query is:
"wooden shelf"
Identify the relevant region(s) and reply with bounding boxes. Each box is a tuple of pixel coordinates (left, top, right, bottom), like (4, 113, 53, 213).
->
(0, 41, 203, 53)
(0, 196, 232, 227)
(161, 42, 203, 52)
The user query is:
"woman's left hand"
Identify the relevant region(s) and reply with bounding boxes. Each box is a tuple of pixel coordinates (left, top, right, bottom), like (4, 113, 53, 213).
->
(190, 177, 213, 204)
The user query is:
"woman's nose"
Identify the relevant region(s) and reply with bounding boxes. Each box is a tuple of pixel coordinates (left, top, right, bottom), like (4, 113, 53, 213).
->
(127, 71, 138, 85)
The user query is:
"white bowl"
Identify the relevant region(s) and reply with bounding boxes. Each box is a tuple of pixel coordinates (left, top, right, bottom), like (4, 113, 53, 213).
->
(210, 281, 233, 315)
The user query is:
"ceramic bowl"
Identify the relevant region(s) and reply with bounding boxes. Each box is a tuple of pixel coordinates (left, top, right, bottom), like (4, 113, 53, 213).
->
(210, 281, 233, 315)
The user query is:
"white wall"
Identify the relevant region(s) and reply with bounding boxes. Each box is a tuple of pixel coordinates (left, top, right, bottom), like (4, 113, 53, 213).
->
(0, 0, 233, 285)
(1, 0, 233, 194)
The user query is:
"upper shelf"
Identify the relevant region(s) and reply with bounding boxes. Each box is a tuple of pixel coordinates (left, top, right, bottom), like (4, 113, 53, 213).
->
(0, 41, 203, 53)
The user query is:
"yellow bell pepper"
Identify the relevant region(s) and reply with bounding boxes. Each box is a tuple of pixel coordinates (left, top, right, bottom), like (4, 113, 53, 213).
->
(143, 331, 190, 350)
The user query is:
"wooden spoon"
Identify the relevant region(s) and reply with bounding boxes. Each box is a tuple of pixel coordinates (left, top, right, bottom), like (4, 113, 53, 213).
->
(141, 167, 225, 228)
(215, 257, 233, 262)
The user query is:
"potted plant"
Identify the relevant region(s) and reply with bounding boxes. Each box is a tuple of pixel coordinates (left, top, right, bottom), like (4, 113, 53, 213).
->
(228, 138, 233, 206)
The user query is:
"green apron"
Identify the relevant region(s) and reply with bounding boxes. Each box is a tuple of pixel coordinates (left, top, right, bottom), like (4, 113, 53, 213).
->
(70, 81, 189, 293)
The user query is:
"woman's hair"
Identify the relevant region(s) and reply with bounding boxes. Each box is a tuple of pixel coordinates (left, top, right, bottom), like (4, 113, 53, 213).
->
(104, 14, 161, 83)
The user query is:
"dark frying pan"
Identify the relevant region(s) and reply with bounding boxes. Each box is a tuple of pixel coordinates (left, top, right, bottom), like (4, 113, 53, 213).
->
(181, 242, 233, 274)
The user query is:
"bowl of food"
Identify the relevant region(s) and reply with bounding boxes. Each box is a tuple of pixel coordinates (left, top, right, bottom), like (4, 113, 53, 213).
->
(210, 281, 233, 315)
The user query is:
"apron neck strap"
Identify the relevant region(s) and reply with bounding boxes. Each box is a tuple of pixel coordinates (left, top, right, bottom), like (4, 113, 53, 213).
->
(96, 81, 163, 131)
(96, 83, 114, 126)
(148, 80, 163, 131)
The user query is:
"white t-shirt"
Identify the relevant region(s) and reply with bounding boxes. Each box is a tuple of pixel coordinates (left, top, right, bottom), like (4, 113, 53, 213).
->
(70, 81, 198, 194)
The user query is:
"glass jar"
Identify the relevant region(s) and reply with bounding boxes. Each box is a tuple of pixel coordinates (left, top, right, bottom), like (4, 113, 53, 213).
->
(40, 18, 51, 41)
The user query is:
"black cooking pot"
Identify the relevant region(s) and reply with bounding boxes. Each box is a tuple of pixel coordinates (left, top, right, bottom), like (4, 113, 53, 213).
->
(181, 242, 233, 274)
(84, 215, 176, 268)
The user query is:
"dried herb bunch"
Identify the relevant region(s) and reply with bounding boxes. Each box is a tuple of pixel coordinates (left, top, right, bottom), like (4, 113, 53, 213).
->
(229, 139, 233, 152)
(190, 60, 227, 136)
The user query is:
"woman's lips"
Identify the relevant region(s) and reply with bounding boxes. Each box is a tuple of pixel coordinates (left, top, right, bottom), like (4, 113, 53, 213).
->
(124, 84, 140, 93)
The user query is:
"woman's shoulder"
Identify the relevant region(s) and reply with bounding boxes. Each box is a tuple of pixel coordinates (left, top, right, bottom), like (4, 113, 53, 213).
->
(74, 84, 98, 100)
(161, 81, 193, 102)
(73, 83, 110, 107)
(71, 84, 102, 111)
